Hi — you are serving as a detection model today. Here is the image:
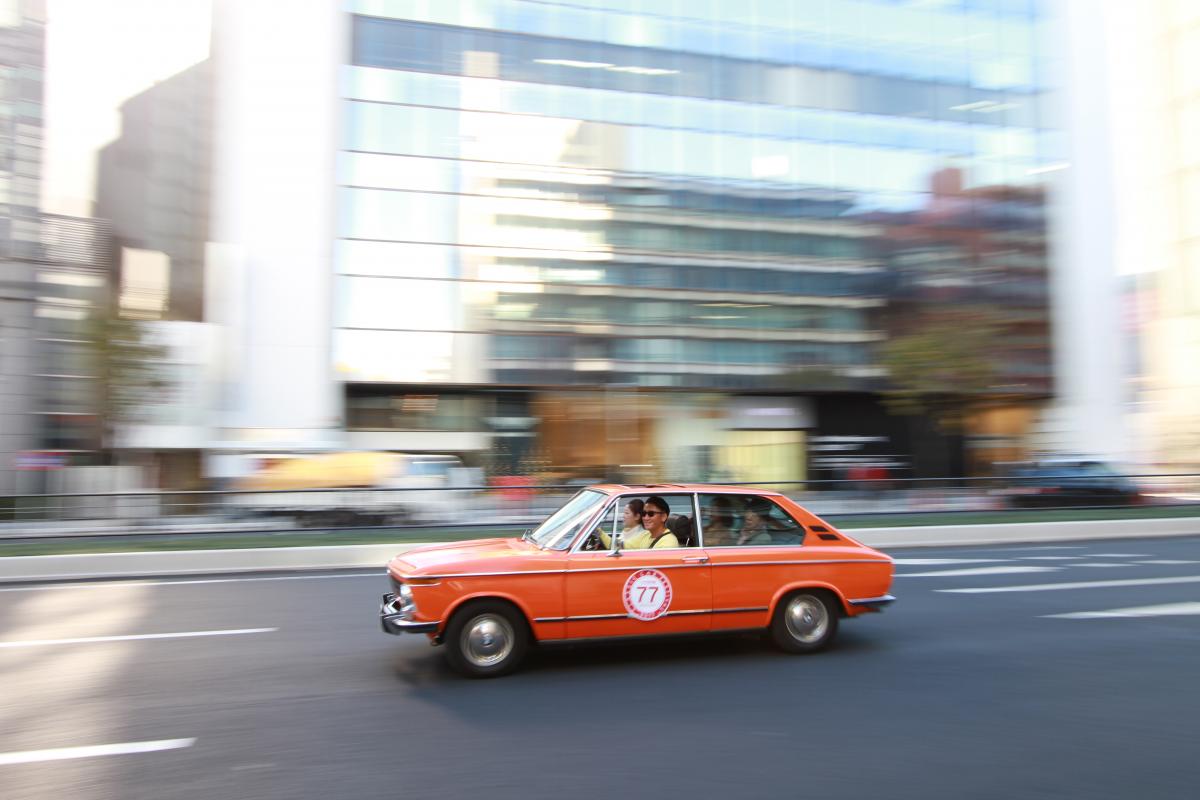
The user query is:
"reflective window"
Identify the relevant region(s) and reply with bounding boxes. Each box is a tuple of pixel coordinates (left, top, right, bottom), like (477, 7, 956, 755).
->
(335, 329, 473, 383)
(336, 276, 460, 331)
(699, 493, 806, 547)
(530, 489, 608, 550)
(339, 188, 458, 242)
(338, 152, 459, 192)
(345, 392, 484, 431)
(345, 66, 1025, 159)
(336, 240, 458, 279)
(351, 16, 1045, 124)
(39, 376, 95, 414)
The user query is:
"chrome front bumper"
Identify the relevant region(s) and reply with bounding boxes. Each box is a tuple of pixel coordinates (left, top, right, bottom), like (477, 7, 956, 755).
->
(380, 592, 440, 635)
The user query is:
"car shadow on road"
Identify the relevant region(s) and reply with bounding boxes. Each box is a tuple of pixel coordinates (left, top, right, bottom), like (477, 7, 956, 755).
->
(386, 628, 887, 688)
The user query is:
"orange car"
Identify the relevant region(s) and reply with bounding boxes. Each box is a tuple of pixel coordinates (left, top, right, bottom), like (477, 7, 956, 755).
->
(380, 484, 895, 677)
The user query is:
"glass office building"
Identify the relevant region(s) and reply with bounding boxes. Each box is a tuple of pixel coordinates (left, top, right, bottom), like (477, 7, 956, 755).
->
(329, 0, 1055, 480)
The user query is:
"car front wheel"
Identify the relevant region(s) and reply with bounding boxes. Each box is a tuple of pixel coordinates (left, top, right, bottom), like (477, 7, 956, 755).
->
(770, 590, 839, 654)
(443, 601, 530, 678)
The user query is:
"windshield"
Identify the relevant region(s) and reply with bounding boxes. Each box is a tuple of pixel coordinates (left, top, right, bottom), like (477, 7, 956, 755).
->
(528, 490, 608, 550)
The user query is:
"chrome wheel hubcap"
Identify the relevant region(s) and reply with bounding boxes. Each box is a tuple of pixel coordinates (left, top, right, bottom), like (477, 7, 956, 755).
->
(785, 595, 828, 644)
(462, 614, 514, 667)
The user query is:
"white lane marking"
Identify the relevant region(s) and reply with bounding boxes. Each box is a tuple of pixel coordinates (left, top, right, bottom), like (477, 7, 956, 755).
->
(1137, 560, 1200, 565)
(1088, 553, 1151, 558)
(1018, 556, 1077, 561)
(0, 737, 195, 766)
(0, 573, 381, 593)
(939, 575, 1200, 594)
(1045, 602, 1200, 620)
(898, 566, 1059, 578)
(1019, 546, 1085, 550)
(1065, 563, 1132, 568)
(892, 558, 1010, 566)
(0, 628, 276, 649)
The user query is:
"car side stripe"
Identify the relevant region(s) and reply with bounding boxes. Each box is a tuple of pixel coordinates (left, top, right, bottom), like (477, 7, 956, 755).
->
(396, 559, 889, 581)
(532, 607, 768, 624)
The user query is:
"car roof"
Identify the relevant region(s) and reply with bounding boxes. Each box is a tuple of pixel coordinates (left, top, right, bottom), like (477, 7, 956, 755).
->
(589, 483, 784, 497)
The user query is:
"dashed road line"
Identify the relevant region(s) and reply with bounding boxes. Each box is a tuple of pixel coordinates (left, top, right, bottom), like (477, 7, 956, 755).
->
(1019, 545, 1086, 550)
(898, 566, 1059, 578)
(1044, 602, 1200, 619)
(0, 573, 381, 593)
(0, 628, 277, 649)
(1018, 556, 1077, 561)
(938, 574, 1200, 594)
(0, 738, 195, 766)
(892, 558, 1009, 566)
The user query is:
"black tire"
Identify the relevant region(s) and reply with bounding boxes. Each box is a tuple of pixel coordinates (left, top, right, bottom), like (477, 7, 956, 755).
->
(443, 600, 530, 678)
(770, 590, 839, 654)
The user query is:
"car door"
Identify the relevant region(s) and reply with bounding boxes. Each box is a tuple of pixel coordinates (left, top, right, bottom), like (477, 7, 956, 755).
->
(565, 495, 712, 639)
(700, 492, 808, 632)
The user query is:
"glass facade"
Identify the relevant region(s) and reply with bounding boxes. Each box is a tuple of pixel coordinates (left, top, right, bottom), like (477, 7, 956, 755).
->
(0, 0, 44, 260)
(334, 0, 1055, 474)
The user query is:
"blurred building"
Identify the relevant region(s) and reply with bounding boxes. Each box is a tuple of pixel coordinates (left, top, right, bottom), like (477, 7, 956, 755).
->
(95, 59, 213, 322)
(1, 3, 126, 493)
(1, 0, 46, 494)
(1103, 0, 1200, 471)
(206, 0, 1060, 484)
(27, 214, 113, 457)
(0, 0, 43, 261)
(0, 214, 113, 494)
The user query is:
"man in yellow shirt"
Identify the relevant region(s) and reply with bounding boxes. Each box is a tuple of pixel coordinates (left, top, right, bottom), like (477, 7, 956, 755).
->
(600, 495, 680, 550)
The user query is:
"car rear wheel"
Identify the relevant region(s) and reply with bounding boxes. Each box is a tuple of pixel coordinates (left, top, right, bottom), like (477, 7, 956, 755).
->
(443, 601, 530, 678)
(770, 590, 839, 654)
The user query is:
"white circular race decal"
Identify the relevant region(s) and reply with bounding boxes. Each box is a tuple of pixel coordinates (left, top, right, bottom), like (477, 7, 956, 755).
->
(623, 569, 673, 621)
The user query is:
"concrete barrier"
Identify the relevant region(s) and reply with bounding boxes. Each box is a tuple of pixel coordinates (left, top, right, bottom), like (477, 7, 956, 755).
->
(1, 516, 1197, 584)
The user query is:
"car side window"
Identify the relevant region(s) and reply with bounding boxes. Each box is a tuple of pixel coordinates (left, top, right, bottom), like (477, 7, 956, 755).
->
(700, 494, 806, 547)
(579, 502, 618, 551)
(756, 499, 806, 545)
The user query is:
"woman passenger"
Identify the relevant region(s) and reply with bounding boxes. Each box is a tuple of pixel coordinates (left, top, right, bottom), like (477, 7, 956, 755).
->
(620, 498, 646, 545)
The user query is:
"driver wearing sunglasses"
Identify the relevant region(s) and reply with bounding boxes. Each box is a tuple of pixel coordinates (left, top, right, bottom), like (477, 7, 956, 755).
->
(599, 495, 679, 550)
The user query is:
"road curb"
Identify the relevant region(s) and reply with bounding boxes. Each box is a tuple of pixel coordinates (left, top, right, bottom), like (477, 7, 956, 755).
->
(1, 517, 1197, 584)
(849, 516, 1200, 549)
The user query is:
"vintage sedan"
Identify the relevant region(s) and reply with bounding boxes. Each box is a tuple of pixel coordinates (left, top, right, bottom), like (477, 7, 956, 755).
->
(380, 484, 895, 677)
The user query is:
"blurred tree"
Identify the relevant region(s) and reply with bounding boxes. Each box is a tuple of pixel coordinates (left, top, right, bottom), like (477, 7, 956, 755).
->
(82, 312, 168, 463)
(880, 315, 1000, 429)
(879, 312, 1002, 477)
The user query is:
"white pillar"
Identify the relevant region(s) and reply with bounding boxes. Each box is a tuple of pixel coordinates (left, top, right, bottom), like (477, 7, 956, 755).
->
(1040, 0, 1127, 462)
(206, 0, 345, 452)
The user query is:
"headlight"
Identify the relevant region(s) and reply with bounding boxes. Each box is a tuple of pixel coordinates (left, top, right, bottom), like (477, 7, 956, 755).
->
(397, 583, 416, 617)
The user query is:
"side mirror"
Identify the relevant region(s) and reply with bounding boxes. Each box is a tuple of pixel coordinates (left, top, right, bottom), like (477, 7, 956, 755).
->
(607, 531, 623, 557)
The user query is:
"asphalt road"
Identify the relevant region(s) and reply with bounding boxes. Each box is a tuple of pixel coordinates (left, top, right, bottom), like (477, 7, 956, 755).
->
(3, 536, 1200, 799)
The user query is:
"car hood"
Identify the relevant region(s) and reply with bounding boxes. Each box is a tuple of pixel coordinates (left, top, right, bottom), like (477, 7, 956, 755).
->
(387, 537, 552, 577)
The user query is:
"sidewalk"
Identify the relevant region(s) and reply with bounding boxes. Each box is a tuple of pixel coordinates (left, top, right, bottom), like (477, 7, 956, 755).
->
(2, 516, 1198, 584)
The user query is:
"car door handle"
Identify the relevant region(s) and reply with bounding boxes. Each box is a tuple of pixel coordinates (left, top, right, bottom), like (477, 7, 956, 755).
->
(682, 556, 709, 564)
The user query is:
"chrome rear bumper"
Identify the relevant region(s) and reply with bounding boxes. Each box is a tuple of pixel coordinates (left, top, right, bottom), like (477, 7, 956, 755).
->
(848, 594, 896, 611)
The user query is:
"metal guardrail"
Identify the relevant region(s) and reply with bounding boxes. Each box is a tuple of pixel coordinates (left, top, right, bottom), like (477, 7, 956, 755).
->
(2, 472, 1199, 542)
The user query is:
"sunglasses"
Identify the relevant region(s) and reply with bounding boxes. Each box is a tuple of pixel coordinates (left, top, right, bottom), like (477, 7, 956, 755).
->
(641, 510, 664, 517)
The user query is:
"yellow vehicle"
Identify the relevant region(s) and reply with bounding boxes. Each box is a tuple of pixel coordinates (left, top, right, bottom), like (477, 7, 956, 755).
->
(233, 451, 465, 527)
